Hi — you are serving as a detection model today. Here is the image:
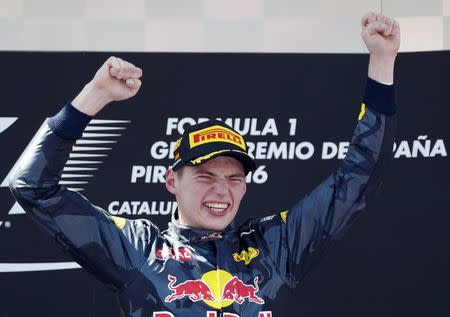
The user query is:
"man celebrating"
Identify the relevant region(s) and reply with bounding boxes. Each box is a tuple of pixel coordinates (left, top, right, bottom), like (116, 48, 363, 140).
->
(9, 12, 400, 317)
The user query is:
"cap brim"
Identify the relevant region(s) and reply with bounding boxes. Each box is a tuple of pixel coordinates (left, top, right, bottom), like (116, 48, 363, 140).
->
(186, 149, 256, 175)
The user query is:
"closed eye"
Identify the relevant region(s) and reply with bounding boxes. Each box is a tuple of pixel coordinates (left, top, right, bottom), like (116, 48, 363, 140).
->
(196, 174, 213, 180)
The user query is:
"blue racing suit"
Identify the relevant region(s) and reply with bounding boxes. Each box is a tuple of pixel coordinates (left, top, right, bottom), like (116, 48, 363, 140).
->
(9, 78, 396, 317)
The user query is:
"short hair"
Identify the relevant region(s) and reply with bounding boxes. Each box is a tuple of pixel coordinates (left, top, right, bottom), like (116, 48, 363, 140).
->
(174, 166, 185, 178)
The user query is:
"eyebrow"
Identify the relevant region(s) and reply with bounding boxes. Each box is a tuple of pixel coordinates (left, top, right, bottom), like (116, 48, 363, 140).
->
(194, 169, 215, 176)
(228, 172, 246, 178)
(194, 169, 245, 178)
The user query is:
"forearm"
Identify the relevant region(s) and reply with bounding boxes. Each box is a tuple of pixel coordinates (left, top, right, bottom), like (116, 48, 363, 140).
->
(368, 55, 396, 84)
(72, 81, 112, 116)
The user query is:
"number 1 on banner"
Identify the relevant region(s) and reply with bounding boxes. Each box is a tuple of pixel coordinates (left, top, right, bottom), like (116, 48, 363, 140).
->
(288, 118, 297, 136)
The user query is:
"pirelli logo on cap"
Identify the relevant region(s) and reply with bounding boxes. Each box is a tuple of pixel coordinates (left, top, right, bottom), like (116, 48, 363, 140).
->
(189, 125, 246, 150)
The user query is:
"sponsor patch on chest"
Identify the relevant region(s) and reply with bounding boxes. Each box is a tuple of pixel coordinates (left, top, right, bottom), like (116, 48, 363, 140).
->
(233, 247, 260, 265)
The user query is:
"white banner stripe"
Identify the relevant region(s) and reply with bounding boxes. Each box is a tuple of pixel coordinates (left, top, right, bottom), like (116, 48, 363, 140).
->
(89, 119, 130, 124)
(69, 153, 107, 158)
(59, 181, 89, 185)
(0, 262, 81, 272)
(63, 167, 98, 171)
(82, 133, 122, 137)
(61, 174, 93, 178)
(67, 188, 85, 191)
(66, 160, 103, 164)
(85, 126, 125, 131)
(76, 140, 117, 144)
(72, 146, 112, 151)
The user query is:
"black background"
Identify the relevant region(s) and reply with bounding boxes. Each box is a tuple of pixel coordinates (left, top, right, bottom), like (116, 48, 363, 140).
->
(0, 51, 449, 316)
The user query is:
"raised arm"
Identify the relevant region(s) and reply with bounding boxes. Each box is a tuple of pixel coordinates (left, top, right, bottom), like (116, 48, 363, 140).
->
(258, 13, 400, 285)
(72, 56, 142, 115)
(8, 57, 154, 291)
(362, 12, 400, 83)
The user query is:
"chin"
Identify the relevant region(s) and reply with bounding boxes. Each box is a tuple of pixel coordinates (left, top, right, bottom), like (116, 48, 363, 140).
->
(202, 222, 226, 231)
(200, 208, 234, 230)
(201, 219, 230, 231)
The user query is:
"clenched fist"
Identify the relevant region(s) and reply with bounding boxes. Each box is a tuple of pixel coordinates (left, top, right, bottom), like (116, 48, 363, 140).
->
(92, 56, 143, 101)
(360, 12, 401, 83)
(361, 12, 401, 58)
(72, 56, 143, 116)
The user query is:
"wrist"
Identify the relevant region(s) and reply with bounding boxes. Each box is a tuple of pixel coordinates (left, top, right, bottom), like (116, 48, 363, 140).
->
(368, 54, 396, 84)
(72, 82, 112, 116)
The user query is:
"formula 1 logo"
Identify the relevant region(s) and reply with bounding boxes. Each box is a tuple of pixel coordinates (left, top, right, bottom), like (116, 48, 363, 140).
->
(165, 270, 264, 309)
(0, 117, 129, 272)
(0, 117, 18, 133)
(0, 117, 19, 228)
(1, 119, 130, 217)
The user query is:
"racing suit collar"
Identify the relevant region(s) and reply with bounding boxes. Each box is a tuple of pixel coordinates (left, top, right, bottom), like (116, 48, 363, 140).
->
(168, 210, 238, 244)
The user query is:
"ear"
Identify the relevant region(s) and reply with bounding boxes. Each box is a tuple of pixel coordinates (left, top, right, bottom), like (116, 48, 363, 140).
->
(165, 168, 177, 195)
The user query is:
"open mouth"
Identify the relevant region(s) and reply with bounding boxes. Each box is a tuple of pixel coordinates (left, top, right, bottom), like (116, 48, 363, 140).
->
(203, 202, 230, 215)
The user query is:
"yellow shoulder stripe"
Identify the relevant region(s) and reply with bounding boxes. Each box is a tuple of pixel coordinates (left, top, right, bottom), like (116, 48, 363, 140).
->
(280, 210, 288, 223)
(358, 103, 366, 121)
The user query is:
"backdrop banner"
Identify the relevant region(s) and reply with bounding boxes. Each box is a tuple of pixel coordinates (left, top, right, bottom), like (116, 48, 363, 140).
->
(0, 51, 448, 317)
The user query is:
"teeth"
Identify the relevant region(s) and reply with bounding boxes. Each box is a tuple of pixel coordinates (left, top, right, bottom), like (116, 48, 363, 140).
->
(204, 202, 228, 209)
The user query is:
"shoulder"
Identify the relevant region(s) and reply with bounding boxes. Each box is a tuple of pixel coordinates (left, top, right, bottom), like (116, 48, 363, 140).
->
(238, 210, 289, 237)
(110, 216, 161, 239)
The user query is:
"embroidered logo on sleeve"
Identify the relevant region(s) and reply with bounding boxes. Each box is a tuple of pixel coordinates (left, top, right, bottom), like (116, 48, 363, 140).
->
(259, 214, 276, 222)
(111, 216, 126, 229)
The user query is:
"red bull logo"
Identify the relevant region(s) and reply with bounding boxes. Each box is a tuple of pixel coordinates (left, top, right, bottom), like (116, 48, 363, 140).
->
(165, 275, 215, 302)
(164, 270, 264, 309)
(154, 311, 272, 317)
(221, 276, 264, 304)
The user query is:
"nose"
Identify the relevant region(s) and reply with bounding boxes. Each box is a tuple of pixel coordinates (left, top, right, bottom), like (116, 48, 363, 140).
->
(213, 179, 228, 196)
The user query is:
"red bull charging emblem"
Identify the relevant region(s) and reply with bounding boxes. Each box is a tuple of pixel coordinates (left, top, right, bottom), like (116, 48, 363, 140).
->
(164, 270, 264, 309)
